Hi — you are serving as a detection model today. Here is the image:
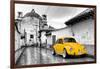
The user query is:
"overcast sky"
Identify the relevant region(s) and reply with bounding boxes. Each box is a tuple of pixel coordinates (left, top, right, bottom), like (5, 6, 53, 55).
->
(15, 4, 88, 29)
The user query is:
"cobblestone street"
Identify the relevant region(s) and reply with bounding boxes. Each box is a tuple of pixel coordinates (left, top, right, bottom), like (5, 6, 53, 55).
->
(16, 46, 95, 66)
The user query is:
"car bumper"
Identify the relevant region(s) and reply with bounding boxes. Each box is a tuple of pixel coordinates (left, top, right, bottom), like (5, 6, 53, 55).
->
(68, 50, 87, 56)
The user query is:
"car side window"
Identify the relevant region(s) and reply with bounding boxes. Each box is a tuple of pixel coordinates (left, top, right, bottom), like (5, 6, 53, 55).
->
(56, 39, 63, 44)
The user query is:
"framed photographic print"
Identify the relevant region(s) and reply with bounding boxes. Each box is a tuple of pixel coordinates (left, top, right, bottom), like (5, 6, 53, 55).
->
(10, 0, 96, 68)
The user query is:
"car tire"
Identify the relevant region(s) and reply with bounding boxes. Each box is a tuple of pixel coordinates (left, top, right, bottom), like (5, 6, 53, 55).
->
(81, 54, 87, 57)
(52, 48, 56, 55)
(62, 49, 68, 58)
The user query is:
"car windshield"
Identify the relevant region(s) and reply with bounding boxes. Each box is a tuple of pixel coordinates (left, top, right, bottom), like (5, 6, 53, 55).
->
(64, 38, 76, 43)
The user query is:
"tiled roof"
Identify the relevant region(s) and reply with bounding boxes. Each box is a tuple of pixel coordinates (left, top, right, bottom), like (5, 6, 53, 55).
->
(65, 8, 94, 25)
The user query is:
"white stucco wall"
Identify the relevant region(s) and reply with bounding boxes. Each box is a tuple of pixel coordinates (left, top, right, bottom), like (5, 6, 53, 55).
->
(52, 27, 72, 40)
(41, 32, 47, 43)
(47, 36, 52, 46)
(47, 27, 72, 46)
(72, 18, 94, 45)
(46, 18, 94, 46)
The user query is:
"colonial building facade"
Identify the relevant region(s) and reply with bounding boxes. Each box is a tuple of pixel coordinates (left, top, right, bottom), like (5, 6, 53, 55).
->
(15, 9, 50, 51)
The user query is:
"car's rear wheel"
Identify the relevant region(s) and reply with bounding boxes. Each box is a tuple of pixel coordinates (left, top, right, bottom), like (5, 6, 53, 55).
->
(52, 48, 56, 55)
(62, 49, 68, 58)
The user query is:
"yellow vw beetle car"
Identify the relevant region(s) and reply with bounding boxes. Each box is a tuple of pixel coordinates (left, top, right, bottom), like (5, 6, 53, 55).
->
(52, 37, 87, 58)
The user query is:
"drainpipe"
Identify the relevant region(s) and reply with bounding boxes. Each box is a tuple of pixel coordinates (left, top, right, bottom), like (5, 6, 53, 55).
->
(69, 25, 75, 36)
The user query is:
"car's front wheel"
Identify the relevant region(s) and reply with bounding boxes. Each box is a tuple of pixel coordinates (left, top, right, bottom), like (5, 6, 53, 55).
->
(62, 49, 68, 58)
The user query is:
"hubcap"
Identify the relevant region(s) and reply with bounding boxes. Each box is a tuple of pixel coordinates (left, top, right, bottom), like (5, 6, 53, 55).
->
(63, 50, 66, 58)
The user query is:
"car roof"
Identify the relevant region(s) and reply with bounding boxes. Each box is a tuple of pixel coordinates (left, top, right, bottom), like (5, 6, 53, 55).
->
(58, 36, 74, 40)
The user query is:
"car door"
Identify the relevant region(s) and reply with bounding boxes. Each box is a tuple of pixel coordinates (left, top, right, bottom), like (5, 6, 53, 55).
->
(55, 39, 63, 54)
